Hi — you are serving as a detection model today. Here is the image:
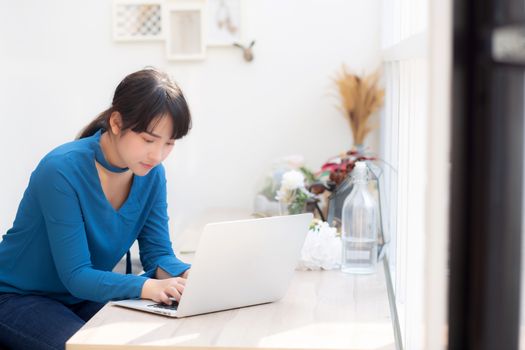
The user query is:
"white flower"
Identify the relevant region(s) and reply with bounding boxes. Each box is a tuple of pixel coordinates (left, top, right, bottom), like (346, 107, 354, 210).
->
(275, 170, 306, 205)
(297, 220, 342, 271)
(280, 170, 305, 191)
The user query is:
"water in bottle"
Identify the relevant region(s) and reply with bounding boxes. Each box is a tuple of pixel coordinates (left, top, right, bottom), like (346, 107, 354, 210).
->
(341, 161, 378, 274)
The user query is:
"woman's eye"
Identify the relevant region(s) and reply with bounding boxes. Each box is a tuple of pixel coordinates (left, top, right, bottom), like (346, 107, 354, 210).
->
(143, 138, 154, 143)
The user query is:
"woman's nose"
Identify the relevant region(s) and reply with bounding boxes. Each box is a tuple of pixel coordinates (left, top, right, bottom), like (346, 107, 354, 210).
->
(148, 146, 163, 164)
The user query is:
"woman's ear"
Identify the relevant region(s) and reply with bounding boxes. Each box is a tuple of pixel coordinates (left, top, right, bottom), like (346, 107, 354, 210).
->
(108, 111, 123, 135)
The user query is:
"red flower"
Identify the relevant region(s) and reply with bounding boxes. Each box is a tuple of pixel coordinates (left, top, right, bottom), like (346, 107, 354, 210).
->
(319, 149, 378, 187)
(321, 163, 341, 172)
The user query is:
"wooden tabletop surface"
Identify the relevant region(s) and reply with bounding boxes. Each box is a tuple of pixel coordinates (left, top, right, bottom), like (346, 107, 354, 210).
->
(67, 261, 395, 350)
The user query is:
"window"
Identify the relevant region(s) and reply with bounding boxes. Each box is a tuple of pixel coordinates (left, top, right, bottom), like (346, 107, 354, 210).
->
(381, 0, 430, 348)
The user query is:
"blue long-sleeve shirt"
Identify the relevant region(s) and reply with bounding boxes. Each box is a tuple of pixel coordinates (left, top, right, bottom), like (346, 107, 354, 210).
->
(0, 130, 190, 304)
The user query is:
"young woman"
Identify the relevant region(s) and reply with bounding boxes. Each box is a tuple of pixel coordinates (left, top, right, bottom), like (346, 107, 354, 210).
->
(0, 68, 192, 350)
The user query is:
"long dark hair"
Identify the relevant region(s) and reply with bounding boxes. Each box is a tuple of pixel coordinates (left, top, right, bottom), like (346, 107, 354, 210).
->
(78, 68, 192, 139)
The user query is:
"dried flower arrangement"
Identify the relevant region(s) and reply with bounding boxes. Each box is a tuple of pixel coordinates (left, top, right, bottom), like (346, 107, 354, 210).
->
(335, 65, 385, 146)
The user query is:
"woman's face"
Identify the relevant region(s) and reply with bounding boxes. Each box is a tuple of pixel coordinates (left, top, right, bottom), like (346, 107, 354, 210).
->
(114, 115, 175, 176)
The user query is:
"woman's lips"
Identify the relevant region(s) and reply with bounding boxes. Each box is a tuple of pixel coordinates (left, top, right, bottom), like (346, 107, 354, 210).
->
(141, 162, 154, 169)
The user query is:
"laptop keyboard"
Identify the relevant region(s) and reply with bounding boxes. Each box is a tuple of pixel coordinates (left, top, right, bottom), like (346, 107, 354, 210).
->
(148, 302, 179, 311)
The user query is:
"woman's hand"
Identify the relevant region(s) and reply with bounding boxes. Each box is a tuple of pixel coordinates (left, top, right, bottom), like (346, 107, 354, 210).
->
(141, 277, 186, 305)
(181, 269, 190, 279)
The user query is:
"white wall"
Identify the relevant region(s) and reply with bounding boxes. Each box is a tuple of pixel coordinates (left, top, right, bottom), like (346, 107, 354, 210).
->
(0, 0, 381, 249)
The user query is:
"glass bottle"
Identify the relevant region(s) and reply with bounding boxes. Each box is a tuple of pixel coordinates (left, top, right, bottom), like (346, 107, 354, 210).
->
(341, 161, 378, 274)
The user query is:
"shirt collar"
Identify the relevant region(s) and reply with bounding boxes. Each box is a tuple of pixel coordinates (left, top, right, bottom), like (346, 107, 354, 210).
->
(93, 129, 129, 173)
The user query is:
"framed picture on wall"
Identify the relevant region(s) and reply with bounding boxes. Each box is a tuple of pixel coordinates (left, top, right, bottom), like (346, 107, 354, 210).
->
(207, 0, 242, 46)
(112, 0, 163, 41)
(165, 0, 206, 60)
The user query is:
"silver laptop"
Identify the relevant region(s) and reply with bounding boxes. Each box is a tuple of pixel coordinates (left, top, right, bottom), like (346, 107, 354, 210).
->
(111, 213, 312, 317)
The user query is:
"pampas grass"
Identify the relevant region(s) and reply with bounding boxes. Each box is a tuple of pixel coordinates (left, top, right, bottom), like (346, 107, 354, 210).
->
(335, 65, 385, 146)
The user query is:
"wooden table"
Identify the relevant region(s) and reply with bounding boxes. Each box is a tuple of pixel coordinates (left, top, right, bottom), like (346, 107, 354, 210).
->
(67, 263, 395, 350)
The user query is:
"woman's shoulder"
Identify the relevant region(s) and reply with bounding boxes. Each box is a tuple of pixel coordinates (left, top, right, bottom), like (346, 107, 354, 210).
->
(24, 138, 96, 193)
(143, 163, 166, 185)
(152, 163, 166, 176)
(37, 137, 95, 173)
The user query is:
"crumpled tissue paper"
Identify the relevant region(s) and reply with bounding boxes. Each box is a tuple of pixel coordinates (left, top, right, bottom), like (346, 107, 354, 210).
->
(297, 220, 342, 270)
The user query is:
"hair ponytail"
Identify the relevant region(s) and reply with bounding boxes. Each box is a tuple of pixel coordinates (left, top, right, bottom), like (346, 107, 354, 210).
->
(77, 108, 112, 139)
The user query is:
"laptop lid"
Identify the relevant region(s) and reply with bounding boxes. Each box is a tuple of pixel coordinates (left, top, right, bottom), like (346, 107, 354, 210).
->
(112, 213, 312, 317)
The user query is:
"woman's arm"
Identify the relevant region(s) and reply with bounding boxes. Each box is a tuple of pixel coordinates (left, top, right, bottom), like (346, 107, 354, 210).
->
(34, 157, 148, 303)
(137, 166, 190, 279)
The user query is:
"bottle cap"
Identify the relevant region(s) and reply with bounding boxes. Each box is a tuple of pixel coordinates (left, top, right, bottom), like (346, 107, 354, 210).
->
(355, 161, 366, 169)
(352, 161, 368, 180)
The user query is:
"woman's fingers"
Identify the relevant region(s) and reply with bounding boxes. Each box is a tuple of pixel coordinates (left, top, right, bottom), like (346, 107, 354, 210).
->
(175, 277, 186, 285)
(159, 291, 173, 305)
(167, 285, 181, 302)
(152, 278, 187, 304)
(174, 282, 184, 294)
